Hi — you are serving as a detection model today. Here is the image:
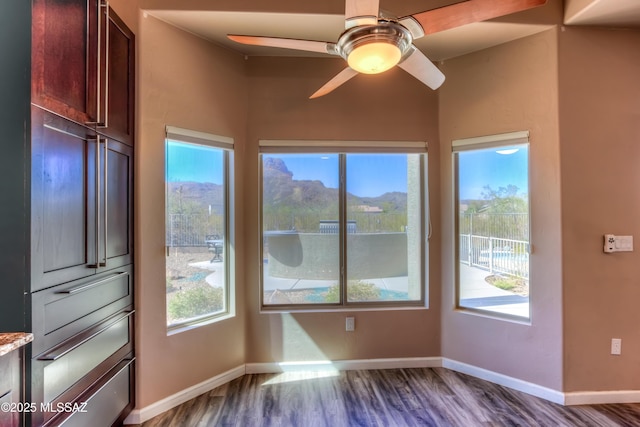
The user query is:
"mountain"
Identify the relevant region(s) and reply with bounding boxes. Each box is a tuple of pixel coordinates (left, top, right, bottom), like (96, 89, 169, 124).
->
(166, 158, 408, 216)
(263, 157, 406, 214)
(167, 181, 224, 214)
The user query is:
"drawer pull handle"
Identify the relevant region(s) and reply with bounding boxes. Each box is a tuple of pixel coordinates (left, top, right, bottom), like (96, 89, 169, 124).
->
(37, 310, 133, 361)
(55, 271, 128, 295)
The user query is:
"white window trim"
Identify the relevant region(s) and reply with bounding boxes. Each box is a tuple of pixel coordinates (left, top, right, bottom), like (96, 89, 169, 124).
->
(259, 139, 427, 154)
(452, 130, 531, 321)
(166, 125, 234, 149)
(452, 130, 529, 152)
(259, 141, 429, 310)
(165, 126, 235, 333)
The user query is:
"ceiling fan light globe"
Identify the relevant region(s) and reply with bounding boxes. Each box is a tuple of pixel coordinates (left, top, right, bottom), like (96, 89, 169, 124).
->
(347, 42, 401, 74)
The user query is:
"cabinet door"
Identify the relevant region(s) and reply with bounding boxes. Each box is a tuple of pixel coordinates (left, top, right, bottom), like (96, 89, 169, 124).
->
(0, 351, 20, 427)
(31, 107, 98, 291)
(98, 6, 135, 146)
(98, 139, 133, 271)
(32, 0, 99, 125)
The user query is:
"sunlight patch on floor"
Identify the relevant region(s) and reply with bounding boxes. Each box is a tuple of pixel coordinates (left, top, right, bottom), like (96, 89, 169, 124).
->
(261, 368, 340, 386)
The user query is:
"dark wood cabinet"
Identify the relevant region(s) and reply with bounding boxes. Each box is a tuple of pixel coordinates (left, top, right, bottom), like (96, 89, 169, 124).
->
(31, 107, 133, 292)
(32, 0, 135, 146)
(31, 0, 99, 125)
(31, 107, 99, 290)
(0, 350, 20, 427)
(28, 1, 135, 425)
(99, 7, 135, 146)
(103, 139, 134, 269)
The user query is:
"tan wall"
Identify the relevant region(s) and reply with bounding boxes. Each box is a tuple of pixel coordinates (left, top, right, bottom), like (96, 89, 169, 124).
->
(136, 14, 248, 407)
(243, 56, 442, 363)
(131, 0, 640, 411)
(439, 29, 564, 390)
(558, 27, 640, 392)
(109, 0, 139, 33)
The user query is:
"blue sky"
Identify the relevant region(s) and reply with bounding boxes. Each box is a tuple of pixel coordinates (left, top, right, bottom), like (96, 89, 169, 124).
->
(166, 140, 223, 183)
(167, 140, 528, 200)
(458, 145, 528, 200)
(267, 153, 410, 198)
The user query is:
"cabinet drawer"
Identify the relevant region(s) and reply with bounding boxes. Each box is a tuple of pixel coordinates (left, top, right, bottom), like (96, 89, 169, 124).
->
(50, 358, 134, 427)
(33, 311, 133, 411)
(32, 266, 133, 355)
(0, 390, 19, 427)
(0, 351, 16, 396)
(0, 351, 21, 427)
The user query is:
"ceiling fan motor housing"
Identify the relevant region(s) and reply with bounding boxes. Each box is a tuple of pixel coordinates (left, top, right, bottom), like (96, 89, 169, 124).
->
(336, 20, 414, 65)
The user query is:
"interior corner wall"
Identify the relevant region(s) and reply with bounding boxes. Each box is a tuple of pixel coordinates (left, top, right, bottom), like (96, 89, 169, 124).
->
(558, 26, 640, 392)
(242, 56, 443, 363)
(136, 14, 248, 407)
(439, 28, 564, 391)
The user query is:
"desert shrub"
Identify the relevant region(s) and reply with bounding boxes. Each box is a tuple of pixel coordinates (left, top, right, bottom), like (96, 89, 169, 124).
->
(492, 277, 517, 291)
(324, 281, 380, 302)
(168, 286, 224, 321)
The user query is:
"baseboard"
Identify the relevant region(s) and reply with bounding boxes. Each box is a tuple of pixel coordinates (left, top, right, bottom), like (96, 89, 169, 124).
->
(245, 357, 442, 374)
(442, 358, 566, 405)
(564, 390, 640, 405)
(124, 357, 640, 424)
(123, 365, 245, 425)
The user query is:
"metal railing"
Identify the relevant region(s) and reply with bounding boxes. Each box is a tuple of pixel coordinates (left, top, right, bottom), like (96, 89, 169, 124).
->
(460, 234, 529, 279)
(262, 212, 407, 233)
(459, 212, 529, 241)
(166, 214, 223, 247)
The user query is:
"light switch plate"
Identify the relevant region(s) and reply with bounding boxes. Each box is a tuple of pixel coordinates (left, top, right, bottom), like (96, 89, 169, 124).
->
(604, 234, 633, 253)
(345, 317, 355, 332)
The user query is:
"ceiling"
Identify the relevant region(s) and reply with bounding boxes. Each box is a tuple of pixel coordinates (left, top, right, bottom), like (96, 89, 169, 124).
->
(147, 0, 640, 62)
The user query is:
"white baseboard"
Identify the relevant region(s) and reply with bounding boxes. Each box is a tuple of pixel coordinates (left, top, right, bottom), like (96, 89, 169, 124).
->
(124, 357, 640, 424)
(442, 358, 566, 405)
(564, 390, 640, 405)
(245, 357, 442, 374)
(123, 365, 245, 425)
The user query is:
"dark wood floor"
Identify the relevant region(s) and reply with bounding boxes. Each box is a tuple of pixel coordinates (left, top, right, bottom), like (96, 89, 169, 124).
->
(138, 367, 640, 426)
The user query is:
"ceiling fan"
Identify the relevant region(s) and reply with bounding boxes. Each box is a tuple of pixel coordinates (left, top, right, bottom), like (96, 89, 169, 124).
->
(228, 0, 547, 98)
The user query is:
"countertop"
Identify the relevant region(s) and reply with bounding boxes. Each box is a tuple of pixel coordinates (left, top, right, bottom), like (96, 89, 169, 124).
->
(0, 332, 33, 357)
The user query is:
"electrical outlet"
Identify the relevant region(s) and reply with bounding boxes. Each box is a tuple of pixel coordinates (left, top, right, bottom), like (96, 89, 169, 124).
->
(345, 317, 355, 332)
(611, 338, 622, 355)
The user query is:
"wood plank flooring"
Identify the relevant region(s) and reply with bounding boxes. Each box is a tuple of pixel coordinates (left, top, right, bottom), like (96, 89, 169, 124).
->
(137, 368, 640, 426)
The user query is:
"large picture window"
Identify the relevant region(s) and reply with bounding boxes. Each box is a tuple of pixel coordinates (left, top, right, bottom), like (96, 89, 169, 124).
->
(165, 127, 234, 330)
(260, 141, 427, 309)
(453, 131, 530, 320)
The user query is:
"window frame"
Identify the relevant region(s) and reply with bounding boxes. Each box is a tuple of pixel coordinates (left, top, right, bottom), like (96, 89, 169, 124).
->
(165, 126, 235, 332)
(452, 131, 531, 321)
(259, 140, 429, 311)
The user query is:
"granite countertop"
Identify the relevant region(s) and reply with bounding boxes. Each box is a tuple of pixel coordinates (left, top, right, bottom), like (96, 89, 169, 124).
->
(0, 332, 33, 357)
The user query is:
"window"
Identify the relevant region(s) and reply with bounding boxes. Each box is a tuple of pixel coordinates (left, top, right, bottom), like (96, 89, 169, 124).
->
(165, 126, 234, 330)
(260, 140, 427, 309)
(453, 131, 530, 320)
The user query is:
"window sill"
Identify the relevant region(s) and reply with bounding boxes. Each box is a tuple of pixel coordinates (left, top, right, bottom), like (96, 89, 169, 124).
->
(259, 305, 428, 315)
(167, 312, 235, 336)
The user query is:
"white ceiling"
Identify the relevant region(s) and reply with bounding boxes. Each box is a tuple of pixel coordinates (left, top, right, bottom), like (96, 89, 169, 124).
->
(147, 0, 640, 62)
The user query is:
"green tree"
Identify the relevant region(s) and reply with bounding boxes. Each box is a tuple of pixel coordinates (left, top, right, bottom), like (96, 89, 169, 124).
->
(481, 185, 527, 213)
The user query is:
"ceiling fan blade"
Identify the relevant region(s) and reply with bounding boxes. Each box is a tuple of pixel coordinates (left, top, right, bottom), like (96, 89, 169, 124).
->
(345, 0, 380, 28)
(405, 0, 547, 38)
(227, 35, 337, 55)
(310, 67, 359, 99)
(397, 47, 445, 90)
